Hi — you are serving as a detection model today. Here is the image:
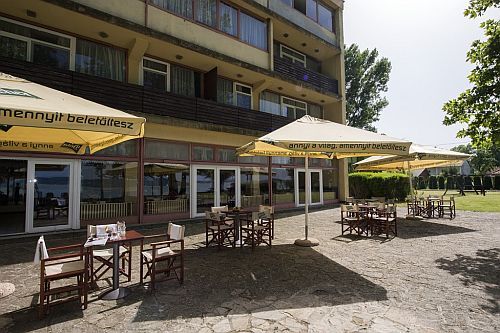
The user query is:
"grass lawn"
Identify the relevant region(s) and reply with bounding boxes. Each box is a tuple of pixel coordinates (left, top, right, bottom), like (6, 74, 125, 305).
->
(418, 189, 500, 213)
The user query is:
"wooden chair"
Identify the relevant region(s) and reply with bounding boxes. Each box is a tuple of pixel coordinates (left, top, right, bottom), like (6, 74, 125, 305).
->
(438, 196, 456, 219)
(87, 225, 132, 286)
(140, 223, 185, 290)
(205, 211, 236, 249)
(211, 205, 234, 227)
(240, 212, 272, 249)
(341, 204, 368, 236)
(258, 205, 275, 239)
(373, 205, 397, 238)
(36, 236, 88, 318)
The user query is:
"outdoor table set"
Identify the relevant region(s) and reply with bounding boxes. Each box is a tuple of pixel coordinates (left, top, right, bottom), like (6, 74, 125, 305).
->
(406, 195, 456, 219)
(341, 198, 397, 238)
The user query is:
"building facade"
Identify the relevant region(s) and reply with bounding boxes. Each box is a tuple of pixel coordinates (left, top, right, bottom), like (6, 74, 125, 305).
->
(0, 0, 347, 236)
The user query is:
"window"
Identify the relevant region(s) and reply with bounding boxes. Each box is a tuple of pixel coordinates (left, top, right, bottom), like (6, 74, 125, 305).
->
(280, 44, 306, 67)
(0, 17, 73, 70)
(282, 97, 307, 119)
(145, 140, 190, 160)
(76, 39, 126, 82)
(318, 2, 333, 31)
(280, 0, 294, 5)
(260, 91, 281, 115)
(193, 146, 214, 161)
(284, 0, 335, 32)
(306, 0, 318, 21)
(151, 0, 192, 18)
(219, 2, 238, 36)
(240, 12, 268, 50)
(170, 65, 198, 97)
(308, 103, 323, 119)
(322, 169, 338, 201)
(217, 78, 234, 105)
(196, 0, 217, 27)
(240, 167, 269, 208)
(94, 140, 137, 157)
(235, 83, 252, 109)
(217, 148, 237, 162)
(142, 58, 169, 92)
(272, 168, 295, 204)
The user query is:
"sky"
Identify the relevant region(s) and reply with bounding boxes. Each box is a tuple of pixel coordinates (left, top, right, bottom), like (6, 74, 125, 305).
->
(343, 0, 496, 149)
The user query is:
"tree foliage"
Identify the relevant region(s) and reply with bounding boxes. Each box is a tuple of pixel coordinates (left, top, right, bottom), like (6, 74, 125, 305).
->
(345, 44, 392, 132)
(452, 143, 499, 174)
(443, 0, 500, 147)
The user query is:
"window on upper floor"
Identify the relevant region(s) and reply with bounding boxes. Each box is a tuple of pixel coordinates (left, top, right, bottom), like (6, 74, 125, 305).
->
(217, 78, 253, 109)
(142, 57, 170, 92)
(280, 0, 335, 32)
(170, 64, 201, 97)
(275, 42, 322, 73)
(0, 16, 126, 82)
(282, 96, 307, 119)
(149, 0, 268, 50)
(260, 91, 323, 120)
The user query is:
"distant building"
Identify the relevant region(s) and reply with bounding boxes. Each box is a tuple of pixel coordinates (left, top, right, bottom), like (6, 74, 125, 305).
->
(412, 161, 472, 177)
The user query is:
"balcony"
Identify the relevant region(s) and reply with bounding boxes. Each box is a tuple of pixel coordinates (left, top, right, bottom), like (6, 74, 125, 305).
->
(0, 58, 291, 133)
(273, 56, 339, 95)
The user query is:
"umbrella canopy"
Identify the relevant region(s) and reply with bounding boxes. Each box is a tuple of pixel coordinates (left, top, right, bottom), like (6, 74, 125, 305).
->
(0, 73, 145, 154)
(237, 115, 411, 246)
(354, 144, 471, 171)
(237, 116, 411, 158)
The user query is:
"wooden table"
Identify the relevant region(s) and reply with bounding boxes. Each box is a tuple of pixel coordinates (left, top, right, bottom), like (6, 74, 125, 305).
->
(100, 230, 144, 300)
(225, 209, 252, 245)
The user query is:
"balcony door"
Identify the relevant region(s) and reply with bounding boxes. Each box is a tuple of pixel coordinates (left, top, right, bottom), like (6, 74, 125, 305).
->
(191, 166, 240, 217)
(295, 169, 323, 207)
(26, 159, 80, 233)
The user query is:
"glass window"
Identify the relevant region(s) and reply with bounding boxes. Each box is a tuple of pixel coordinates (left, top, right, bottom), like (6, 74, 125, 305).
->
(0, 35, 27, 61)
(217, 78, 233, 105)
(240, 12, 267, 50)
(80, 161, 138, 220)
(193, 146, 214, 161)
(282, 97, 307, 119)
(238, 155, 268, 164)
(280, 44, 306, 67)
(272, 168, 295, 204)
(322, 169, 338, 200)
(241, 167, 269, 208)
(272, 156, 293, 164)
(308, 104, 323, 119)
(144, 163, 190, 215)
(94, 140, 137, 157)
(260, 91, 281, 115)
(196, 0, 217, 27)
(143, 58, 169, 92)
(0, 18, 70, 47)
(219, 2, 238, 36)
(32, 42, 70, 70)
(235, 83, 252, 109)
(0, 159, 27, 235)
(151, 0, 193, 18)
(306, 57, 321, 72)
(217, 148, 237, 162)
(280, 0, 294, 5)
(145, 140, 190, 160)
(170, 65, 196, 97)
(306, 0, 318, 21)
(76, 39, 126, 82)
(318, 3, 333, 31)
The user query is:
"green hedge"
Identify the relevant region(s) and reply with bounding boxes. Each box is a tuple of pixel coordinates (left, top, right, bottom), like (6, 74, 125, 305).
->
(429, 176, 438, 189)
(446, 176, 455, 190)
(495, 175, 500, 190)
(438, 176, 445, 189)
(349, 172, 410, 201)
(483, 176, 493, 190)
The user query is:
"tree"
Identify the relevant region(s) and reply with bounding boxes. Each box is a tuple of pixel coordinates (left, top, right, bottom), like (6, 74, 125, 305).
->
(442, 0, 500, 147)
(452, 143, 499, 174)
(345, 44, 392, 132)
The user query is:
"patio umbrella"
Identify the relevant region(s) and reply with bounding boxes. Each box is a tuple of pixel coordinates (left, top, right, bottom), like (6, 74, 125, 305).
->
(237, 115, 411, 246)
(0, 73, 145, 154)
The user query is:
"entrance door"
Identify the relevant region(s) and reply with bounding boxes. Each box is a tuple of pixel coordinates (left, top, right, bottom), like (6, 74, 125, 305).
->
(192, 166, 239, 217)
(296, 169, 323, 206)
(26, 160, 80, 233)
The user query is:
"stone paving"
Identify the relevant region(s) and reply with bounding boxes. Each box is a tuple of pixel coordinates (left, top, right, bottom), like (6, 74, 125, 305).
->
(0, 207, 499, 332)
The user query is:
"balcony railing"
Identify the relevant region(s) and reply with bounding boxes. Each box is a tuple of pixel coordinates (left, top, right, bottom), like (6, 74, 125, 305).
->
(274, 56, 339, 95)
(0, 58, 292, 133)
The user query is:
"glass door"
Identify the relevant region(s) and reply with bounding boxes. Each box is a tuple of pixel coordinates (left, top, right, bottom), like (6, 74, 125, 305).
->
(192, 166, 239, 217)
(27, 159, 79, 233)
(0, 159, 28, 235)
(296, 169, 323, 206)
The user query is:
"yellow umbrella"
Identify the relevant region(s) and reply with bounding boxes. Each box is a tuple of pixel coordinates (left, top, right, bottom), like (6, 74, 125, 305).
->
(0, 73, 145, 154)
(237, 115, 411, 246)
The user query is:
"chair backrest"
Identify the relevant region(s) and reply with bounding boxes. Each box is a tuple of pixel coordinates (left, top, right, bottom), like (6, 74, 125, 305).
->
(95, 224, 117, 237)
(346, 197, 354, 204)
(168, 223, 185, 240)
(87, 225, 96, 237)
(205, 211, 225, 222)
(211, 205, 229, 213)
(259, 205, 274, 217)
(341, 204, 358, 212)
(34, 235, 49, 264)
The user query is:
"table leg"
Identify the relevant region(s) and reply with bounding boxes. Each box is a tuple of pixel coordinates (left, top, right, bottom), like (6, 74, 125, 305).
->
(101, 242, 129, 300)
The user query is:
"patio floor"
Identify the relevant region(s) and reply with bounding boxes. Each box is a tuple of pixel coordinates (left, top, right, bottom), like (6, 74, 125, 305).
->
(0, 207, 499, 332)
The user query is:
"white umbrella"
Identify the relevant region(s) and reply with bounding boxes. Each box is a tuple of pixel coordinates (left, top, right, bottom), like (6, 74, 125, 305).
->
(237, 116, 411, 246)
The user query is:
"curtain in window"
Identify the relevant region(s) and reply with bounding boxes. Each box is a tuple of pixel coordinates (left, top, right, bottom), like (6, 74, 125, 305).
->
(240, 13, 267, 50)
(75, 39, 125, 82)
(171, 65, 195, 97)
(151, 0, 193, 18)
(260, 91, 281, 115)
(196, 0, 217, 27)
(217, 78, 234, 105)
(308, 104, 323, 119)
(219, 3, 238, 36)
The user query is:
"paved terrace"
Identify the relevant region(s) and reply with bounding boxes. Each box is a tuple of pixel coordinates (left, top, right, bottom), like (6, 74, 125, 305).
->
(0, 207, 499, 332)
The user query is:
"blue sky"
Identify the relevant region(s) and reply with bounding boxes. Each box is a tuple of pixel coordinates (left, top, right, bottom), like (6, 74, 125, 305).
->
(343, 0, 497, 148)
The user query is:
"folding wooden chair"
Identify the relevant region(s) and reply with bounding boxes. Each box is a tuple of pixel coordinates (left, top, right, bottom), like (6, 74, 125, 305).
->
(258, 205, 275, 239)
(205, 211, 236, 249)
(240, 212, 272, 249)
(438, 196, 456, 219)
(140, 223, 185, 290)
(36, 236, 89, 318)
(211, 205, 234, 227)
(87, 225, 132, 286)
(373, 205, 397, 238)
(341, 204, 367, 236)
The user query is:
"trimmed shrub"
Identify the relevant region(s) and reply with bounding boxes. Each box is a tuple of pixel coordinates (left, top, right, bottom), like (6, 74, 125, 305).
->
(429, 176, 438, 189)
(349, 172, 410, 201)
(483, 176, 493, 190)
(417, 176, 427, 189)
(438, 176, 445, 189)
(473, 176, 482, 187)
(495, 175, 500, 190)
(446, 176, 455, 190)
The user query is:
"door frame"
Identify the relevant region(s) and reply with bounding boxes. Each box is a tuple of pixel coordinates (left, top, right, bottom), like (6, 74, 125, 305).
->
(295, 168, 323, 207)
(191, 165, 240, 218)
(26, 158, 81, 233)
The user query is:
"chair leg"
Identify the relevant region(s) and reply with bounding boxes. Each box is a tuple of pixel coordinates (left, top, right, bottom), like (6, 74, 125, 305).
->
(127, 245, 132, 282)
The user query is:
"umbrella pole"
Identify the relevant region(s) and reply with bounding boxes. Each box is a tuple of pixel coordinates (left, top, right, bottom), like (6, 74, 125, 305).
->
(305, 154, 309, 240)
